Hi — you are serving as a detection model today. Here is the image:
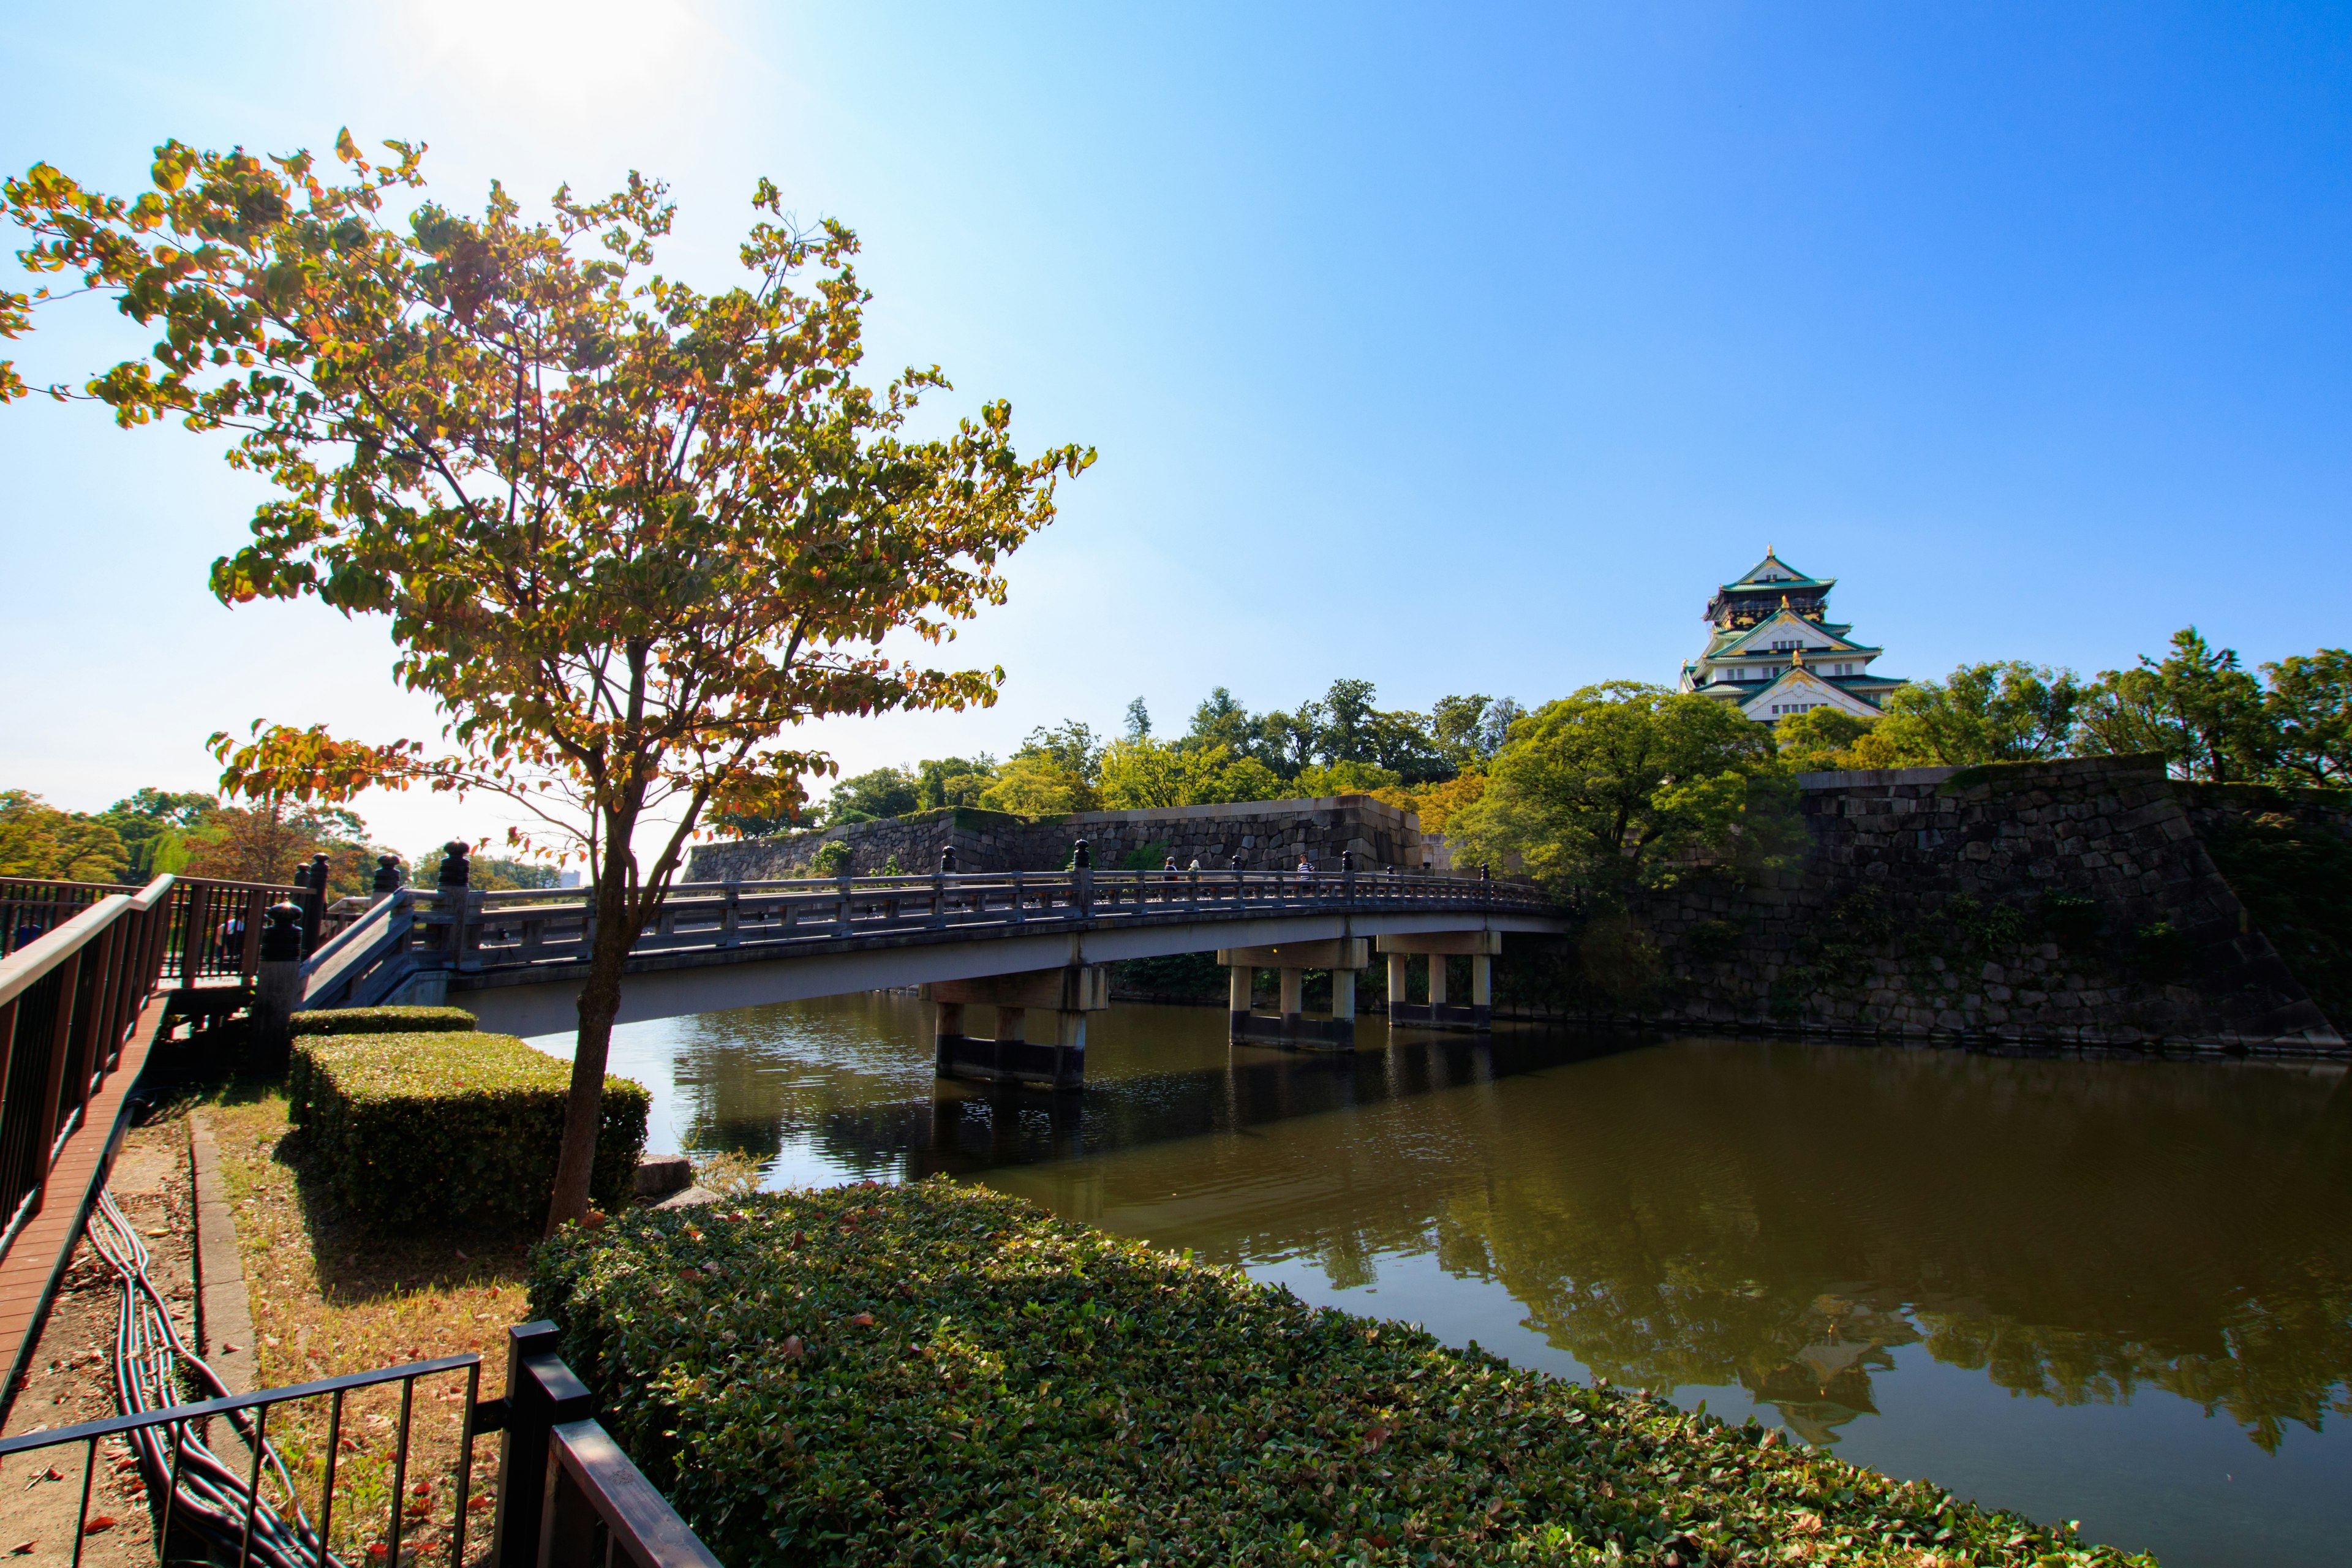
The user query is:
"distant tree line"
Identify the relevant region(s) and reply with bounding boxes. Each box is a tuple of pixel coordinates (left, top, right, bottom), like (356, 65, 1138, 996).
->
(0, 787, 554, 894)
(1773, 628, 2352, 785)
(723, 680, 1526, 834)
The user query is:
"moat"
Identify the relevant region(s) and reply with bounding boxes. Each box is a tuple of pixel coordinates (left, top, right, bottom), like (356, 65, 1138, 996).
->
(542, 996, 2352, 1568)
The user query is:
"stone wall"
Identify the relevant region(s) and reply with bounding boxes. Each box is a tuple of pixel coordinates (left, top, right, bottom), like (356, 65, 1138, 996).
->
(684, 796, 1425, 882)
(1627, 756, 2342, 1050)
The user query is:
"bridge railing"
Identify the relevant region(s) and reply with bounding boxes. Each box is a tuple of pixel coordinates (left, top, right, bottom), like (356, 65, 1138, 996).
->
(302, 866, 1553, 1006)
(0, 873, 178, 1254)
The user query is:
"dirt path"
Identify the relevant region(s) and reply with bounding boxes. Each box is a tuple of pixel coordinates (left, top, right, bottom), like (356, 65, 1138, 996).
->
(0, 1113, 194, 1567)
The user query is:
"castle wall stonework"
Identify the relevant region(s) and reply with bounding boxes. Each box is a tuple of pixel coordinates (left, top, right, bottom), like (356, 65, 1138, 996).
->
(1626, 756, 2340, 1049)
(684, 796, 1425, 883)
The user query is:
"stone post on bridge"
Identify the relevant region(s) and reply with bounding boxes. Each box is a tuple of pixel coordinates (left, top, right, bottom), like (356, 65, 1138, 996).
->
(1218, 937, 1368, 1050)
(1377, 930, 1499, 1033)
(922, 966, 1111, 1090)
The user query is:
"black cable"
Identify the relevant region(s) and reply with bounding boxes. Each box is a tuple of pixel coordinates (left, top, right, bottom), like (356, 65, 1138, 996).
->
(87, 1186, 347, 1568)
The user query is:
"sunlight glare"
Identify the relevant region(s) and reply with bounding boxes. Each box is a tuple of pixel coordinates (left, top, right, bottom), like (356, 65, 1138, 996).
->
(402, 0, 707, 111)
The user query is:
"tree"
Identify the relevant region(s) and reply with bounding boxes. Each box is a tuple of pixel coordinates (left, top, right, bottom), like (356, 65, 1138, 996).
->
(94, 787, 219, 880)
(1445, 682, 1780, 897)
(1184, 687, 1254, 755)
(2079, 629, 2272, 782)
(1770, 708, 1883, 772)
(914, 755, 995, 810)
(180, 797, 383, 891)
(1874, 662, 2084, 765)
(6, 138, 1088, 1230)
(0, 791, 129, 882)
(978, 721, 1103, 815)
(1430, 693, 1521, 770)
(818, 767, 922, 824)
(1122, 696, 1152, 741)
(1097, 737, 1283, 809)
(2261, 650, 2352, 786)
(1295, 759, 1403, 797)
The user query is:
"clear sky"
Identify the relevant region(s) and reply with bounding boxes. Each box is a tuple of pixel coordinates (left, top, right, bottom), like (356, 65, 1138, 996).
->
(5, 2, 2348, 856)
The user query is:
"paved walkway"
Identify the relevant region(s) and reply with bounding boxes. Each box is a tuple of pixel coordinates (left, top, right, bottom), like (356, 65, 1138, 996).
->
(0, 994, 167, 1419)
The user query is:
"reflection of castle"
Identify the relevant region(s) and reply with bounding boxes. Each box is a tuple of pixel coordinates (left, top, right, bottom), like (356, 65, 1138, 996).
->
(1678, 549, 1908, 722)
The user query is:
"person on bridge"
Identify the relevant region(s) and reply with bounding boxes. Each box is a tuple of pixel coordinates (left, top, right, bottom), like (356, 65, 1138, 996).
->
(1295, 853, 1313, 875)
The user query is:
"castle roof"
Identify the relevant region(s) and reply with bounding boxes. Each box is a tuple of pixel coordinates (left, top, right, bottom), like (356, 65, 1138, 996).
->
(1718, 548, 1834, 595)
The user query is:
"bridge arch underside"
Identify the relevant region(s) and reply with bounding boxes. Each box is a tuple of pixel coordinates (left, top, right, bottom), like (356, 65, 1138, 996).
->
(451, 909, 1567, 1039)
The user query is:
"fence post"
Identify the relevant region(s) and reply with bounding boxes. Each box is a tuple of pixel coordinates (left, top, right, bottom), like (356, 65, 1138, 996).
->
(254, 902, 305, 1072)
(300, 852, 330, 955)
(491, 1321, 595, 1568)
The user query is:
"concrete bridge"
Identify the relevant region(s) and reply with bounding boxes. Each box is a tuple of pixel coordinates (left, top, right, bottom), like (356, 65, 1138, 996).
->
(298, 865, 1567, 1087)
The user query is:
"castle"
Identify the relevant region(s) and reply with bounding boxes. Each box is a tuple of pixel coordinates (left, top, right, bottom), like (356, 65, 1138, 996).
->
(1678, 549, 1907, 722)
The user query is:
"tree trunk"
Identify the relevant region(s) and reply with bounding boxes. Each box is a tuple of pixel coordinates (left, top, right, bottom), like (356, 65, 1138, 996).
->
(544, 865, 641, 1233)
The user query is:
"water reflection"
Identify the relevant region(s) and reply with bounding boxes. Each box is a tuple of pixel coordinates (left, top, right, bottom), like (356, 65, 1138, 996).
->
(586, 996, 2352, 1564)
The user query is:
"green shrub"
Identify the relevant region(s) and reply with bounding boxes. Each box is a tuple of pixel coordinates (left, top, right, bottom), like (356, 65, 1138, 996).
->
(530, 1181, 2137, 1568)
(811, 840, 853, 876)
(292, 1031, 646, 1230)
(288, 1005, 478, 1038)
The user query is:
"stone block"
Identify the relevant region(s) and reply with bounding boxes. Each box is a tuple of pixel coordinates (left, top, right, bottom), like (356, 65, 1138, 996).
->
(636, 1154, 694, 1198)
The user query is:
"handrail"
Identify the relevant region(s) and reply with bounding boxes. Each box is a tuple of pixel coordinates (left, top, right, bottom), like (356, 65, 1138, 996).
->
(299, 889, 396, 980)
(305, 867, 1555, 1008)
(0, 872, 178, 1256)
(0, 891, 131, 1011)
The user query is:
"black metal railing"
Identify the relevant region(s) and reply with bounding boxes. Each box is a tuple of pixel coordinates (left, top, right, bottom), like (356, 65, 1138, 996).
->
(0, 1323, 718, 1568)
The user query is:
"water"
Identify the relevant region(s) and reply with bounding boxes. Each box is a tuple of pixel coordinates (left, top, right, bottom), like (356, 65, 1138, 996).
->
(548, 995, 2352, 1567)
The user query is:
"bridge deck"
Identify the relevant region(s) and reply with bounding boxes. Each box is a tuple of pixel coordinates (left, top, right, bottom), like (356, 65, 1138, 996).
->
(301, 868, 1567, 1036)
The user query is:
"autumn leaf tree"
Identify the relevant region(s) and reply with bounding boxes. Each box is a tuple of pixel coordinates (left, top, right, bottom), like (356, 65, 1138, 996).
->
(4, 135, 1090, 1229)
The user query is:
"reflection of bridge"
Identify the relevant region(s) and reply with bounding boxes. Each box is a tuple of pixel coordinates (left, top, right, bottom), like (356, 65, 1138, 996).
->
(301, 868, 1568, 1087)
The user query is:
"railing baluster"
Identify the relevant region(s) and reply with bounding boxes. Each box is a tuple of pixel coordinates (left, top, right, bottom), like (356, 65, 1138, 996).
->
(239, 1398, 270, 1567)
(70, 1433, 94, 1568)
(317, 1385, 346, 1568)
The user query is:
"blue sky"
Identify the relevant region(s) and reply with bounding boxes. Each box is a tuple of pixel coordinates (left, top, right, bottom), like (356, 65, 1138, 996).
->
(5, 2, 2348, 852)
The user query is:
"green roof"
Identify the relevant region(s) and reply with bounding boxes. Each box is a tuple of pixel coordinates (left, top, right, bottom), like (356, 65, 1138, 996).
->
(1719, 548, 1834, 594)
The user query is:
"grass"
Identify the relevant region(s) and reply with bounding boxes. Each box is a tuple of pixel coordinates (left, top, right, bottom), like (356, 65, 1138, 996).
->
(204, 1085, 529, 1562)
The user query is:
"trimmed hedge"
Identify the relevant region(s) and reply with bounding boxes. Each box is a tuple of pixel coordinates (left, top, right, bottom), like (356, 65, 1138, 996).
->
(531, 1180, 2148, 1568)
(293, 1031, 647, 1230)
(288, 1006, 479, 1038)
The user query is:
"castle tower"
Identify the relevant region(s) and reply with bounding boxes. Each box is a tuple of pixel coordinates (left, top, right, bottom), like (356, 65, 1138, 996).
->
(1677, 548, 1907, 721)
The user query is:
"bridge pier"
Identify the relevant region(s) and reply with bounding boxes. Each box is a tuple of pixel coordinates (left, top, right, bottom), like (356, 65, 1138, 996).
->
(922, 967, 1110, 1090)
(1219, 938, 1365, 1050)
(1379, 931, 1498, 1032)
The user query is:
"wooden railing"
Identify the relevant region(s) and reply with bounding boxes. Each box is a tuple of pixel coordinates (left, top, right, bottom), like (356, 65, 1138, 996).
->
(0, 874, 177, 1253)
(1, 874, 307, 984)
(301, 865, 1558, 1009)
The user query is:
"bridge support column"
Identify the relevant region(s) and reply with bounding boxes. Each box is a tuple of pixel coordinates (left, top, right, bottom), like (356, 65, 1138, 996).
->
(922, 968, 1108, 1090)
(1378, 931, 1499, 1033)
(933, 1001, 966, 1076)
(1387, 951, 1409, 1011)
(1228, 963, 1253, 1038)
(1218, 938, 1365, 1051)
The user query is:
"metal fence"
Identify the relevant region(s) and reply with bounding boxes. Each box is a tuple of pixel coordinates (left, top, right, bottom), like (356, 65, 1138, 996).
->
(0, 1322, 719, 1568)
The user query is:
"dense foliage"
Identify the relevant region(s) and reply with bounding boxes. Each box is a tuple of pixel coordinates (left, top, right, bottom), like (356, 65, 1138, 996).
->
(0, 783, 404, 891)
(290, 1031, 646, 1229)
(530, 1180, 2143, 1567)
(1445, 683, 1786, 897)
(753, 681, 1526, 831)
(1776, 634, 2352, 785)
(287, 1005, 480, 1038)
